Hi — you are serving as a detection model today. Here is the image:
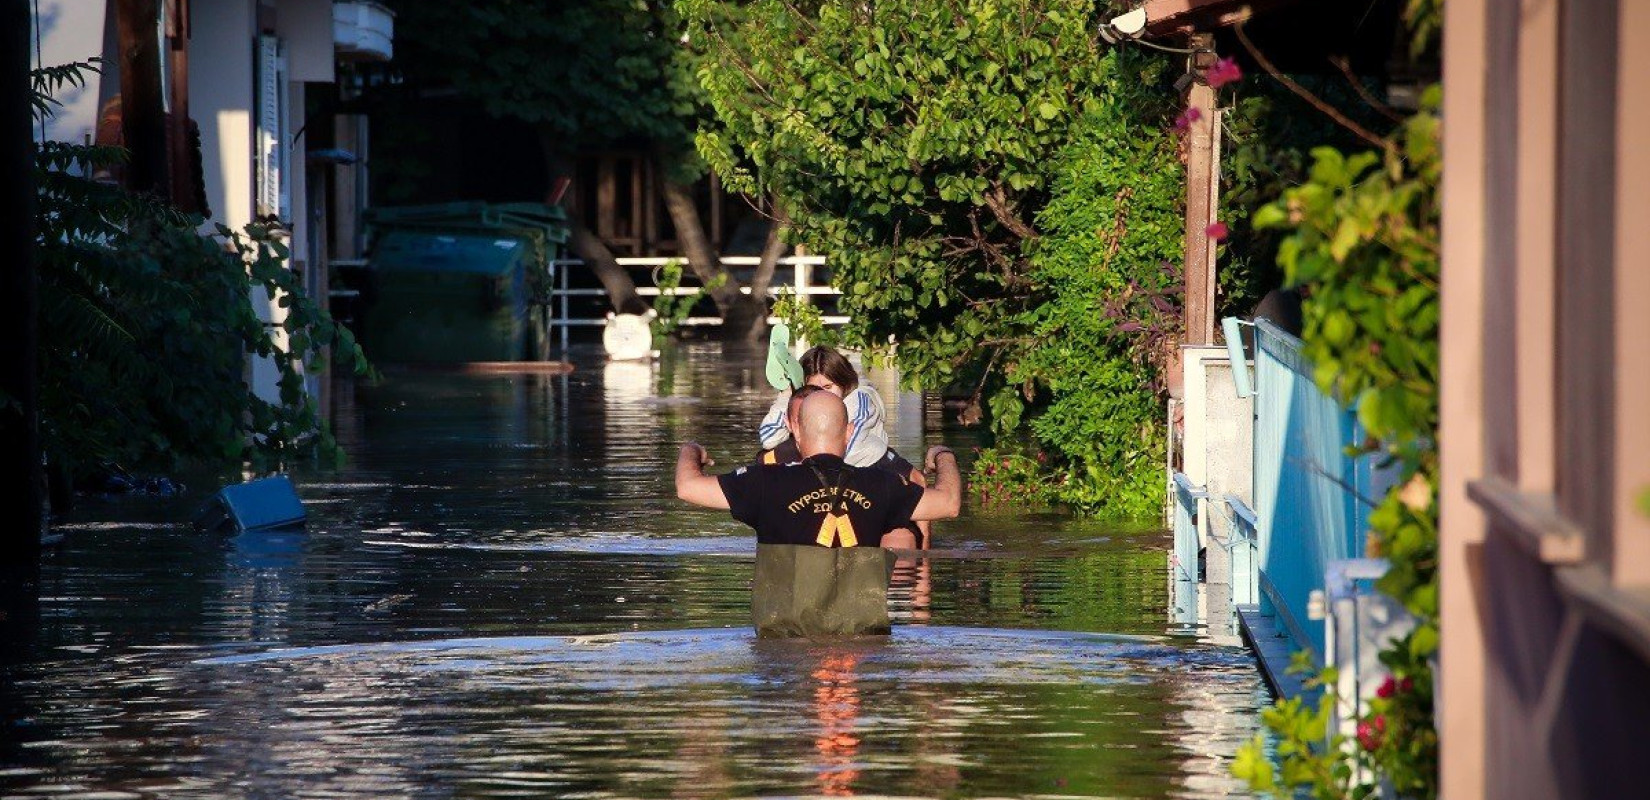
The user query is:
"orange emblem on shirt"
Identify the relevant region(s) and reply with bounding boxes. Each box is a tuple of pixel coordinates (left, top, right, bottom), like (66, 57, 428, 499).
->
(815, 509, 858, 547)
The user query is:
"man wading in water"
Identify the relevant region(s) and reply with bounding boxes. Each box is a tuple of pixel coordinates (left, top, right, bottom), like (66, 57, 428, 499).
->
(675, 390, 962, 636)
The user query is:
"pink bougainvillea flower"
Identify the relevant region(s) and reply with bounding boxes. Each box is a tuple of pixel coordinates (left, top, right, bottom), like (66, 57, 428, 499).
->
(1377, 676, 1397, 698)
(1172, 106, 1202, 133)
(1357, 722, 1378, 750)
(1205, 57, 1243, 89)
(1356, 715, 1387, 751)
(1206, 221, 1229, 242)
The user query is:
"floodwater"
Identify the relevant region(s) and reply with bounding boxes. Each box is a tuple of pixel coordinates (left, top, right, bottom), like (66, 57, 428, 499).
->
(1, 343, 1267, 799)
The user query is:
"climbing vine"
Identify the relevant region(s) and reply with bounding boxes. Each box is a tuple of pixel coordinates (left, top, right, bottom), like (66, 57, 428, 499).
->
(650, 259, 726, 341)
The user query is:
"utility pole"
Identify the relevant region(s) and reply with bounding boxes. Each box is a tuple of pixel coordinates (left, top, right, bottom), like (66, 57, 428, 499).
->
(1182, 32, 1219, 345)
(1, 0, 45, 571)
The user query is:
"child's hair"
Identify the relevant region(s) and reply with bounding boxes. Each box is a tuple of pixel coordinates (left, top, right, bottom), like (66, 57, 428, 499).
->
(799, 346, 859, 394)
(786, 384, 827, 422)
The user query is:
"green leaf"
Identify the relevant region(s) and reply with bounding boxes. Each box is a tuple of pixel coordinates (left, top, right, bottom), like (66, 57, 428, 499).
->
(1409, 623, 1440, 659)
(1329, 218, 1361, 262)
(1251, 203, 1288, 229)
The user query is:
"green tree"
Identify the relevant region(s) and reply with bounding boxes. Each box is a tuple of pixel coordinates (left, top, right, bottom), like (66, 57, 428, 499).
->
(384, 0, 778, 338)
(685, 0, 1188, 516)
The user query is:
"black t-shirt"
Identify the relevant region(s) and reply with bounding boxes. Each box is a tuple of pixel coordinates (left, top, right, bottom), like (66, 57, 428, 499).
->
(718, 454, 924, 547)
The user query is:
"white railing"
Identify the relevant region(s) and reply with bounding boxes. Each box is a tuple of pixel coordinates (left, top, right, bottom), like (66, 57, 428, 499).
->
(1171, 473, 1205, 625)
(544, 255, 847, 349)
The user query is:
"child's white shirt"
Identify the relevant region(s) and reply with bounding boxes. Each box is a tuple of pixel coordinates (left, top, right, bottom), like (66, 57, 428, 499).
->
(758, 385, 891, 468)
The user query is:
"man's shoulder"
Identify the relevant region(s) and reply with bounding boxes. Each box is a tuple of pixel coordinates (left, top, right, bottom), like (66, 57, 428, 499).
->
(849, 464, 915, 494)
(724, 461, 805, 483)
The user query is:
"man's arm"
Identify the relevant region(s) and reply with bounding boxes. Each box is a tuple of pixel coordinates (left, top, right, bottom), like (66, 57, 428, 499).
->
(675, 443, 731, 509)
(910, 446, 962, 521)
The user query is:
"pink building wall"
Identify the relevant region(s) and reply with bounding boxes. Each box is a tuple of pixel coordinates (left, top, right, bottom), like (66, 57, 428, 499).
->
(1440, 0, 1650, 795)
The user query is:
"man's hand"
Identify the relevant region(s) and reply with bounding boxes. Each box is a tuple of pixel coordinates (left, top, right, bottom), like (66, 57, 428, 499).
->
(683, 442, 714, 468)
(913, 444, 962, 521)
(675, 442, 729, 510)
(923, 445, 956, 472)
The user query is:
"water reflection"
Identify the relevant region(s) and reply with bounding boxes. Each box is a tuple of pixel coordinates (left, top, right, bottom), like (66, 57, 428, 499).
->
(1, 343, 1267, 799)
(808, 650, 863, 796)
(890, 557, 933, 624)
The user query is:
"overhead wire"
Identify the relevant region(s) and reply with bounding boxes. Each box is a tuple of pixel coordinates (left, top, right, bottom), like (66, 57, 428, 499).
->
(33, 0, 45, 141)
(1126, 36, 1201, 55)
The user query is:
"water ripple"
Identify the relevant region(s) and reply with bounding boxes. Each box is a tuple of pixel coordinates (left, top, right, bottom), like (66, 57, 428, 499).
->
(6, 344, 1266, 799)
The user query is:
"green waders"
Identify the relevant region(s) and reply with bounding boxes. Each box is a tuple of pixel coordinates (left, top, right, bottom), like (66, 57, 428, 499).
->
(751, 543, 896, 638)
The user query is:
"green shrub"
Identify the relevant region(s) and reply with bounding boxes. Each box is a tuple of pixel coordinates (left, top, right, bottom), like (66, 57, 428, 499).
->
(31, 64, 371, 481)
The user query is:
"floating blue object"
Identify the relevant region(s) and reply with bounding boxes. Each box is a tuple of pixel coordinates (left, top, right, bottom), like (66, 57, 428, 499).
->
(198, 476, 306, 534)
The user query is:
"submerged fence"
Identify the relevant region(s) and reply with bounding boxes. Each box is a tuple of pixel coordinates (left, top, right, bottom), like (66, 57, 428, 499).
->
(543, 255, 846, 349)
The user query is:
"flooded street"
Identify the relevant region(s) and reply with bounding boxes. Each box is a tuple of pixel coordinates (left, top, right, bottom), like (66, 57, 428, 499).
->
(2, 343, 1266, 798)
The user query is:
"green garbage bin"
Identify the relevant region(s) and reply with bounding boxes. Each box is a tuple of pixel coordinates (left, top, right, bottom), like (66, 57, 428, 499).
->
(359, 202, 568, 364)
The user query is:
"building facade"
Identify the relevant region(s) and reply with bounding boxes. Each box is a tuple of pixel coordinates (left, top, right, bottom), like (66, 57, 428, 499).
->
(1439, 0, 1650, 795)
(34, 0, 392, 406)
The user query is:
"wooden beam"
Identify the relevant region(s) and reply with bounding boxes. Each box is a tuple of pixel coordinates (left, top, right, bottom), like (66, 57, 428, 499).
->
(1437, 0, 1490, 790)
(594, 156, 614, 241)
(164, 0, 196, 213)
(1182, 32, 1219, 345)
(642, 157, 657, 252)
(1141, 0, 1295, 37)
(629, 154, 642, 242)
(114, 0, 170, 199)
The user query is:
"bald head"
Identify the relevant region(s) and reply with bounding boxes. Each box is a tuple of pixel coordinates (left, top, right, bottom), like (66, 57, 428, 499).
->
(792, 389, 850, 458)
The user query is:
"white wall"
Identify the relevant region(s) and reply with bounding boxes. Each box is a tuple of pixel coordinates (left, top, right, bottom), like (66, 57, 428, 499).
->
(191, 1, 288, 404)
(191, 0, 256, 231)
(279, 0, 334, 83)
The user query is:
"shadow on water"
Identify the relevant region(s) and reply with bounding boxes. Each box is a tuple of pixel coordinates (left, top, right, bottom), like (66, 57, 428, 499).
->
(0, 343, 1266, 798)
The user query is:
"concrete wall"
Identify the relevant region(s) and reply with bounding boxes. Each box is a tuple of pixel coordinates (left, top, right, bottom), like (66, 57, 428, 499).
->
(1440, 0, 1650, 796)
(190, 0, 341, 405)
(190, 0, 256, 231)
(280, 0, 335, 280)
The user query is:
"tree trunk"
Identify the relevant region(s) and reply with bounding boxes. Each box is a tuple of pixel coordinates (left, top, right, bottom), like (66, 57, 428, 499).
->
(115, 0, 170, 200)
(568, 218, 648, 315)
(535, 126, 645, 315)
(749, 198, 789, 301)
(2, 0, 45, 572)
(659, 178, 767, 340)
